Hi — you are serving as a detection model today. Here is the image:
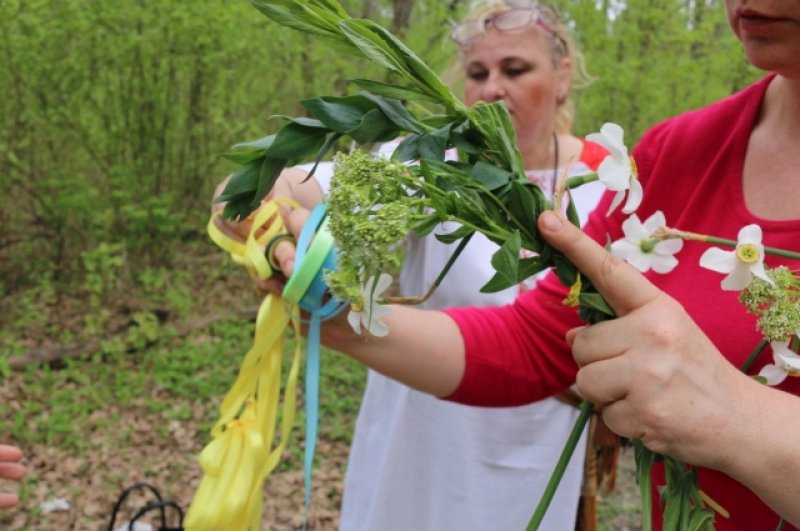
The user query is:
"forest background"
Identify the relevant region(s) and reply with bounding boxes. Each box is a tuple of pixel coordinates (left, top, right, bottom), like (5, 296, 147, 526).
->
(1, 0, 759, 529)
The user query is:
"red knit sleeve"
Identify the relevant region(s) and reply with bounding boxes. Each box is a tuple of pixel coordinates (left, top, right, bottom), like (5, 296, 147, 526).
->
(579, 139, 609, 171)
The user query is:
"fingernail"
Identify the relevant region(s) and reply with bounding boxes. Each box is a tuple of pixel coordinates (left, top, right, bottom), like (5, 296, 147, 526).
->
(541, 211, 564, 231)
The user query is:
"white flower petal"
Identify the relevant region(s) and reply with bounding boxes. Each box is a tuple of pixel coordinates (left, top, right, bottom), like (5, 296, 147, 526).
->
(606, 190, 626, 216)
(347, 309, 363, 335)
(621, 178, 643, 214)
(776, 352, 800, 372)
(771, 340, 795, 358)
(655, 238, 683, 256)
(738, 224, 763, 246)
(610, 239, 638, 260)
(625, 252, 654, 273)
(720, 263, 753, 291)
(650, 254, 679, 274)
(365, 315, 390, 337)
(587, 123, 627, 160)
(759, 364, 789, 386)
(699, 248, 737, 274)
(642, 211, 667, 234)
(749, 261, 775, 286)
(620, 215, 647, 241)
(373, 273, 393, 296)
(597, 158, 631, 191)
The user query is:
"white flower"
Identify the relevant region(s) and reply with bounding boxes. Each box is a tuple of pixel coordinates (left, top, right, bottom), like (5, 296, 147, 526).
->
(758, 340, 800, 386)
(348, 273, 392, 337)
(610, 211, 683, 274)
(586, 122, 642, 215)
(699, 224, 773, 291)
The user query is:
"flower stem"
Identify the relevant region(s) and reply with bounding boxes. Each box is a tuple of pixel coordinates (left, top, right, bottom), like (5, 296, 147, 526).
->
(739, 338, 769, 374)
(385, 234, 473, 304)
(526, 400, 593, 531)
(566, 173, 599, 189)
(654, 227, 800, 260)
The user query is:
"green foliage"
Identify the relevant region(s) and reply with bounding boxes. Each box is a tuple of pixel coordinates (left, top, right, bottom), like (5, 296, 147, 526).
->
(1, 0, 455, 295)
(554, 0, 761, 143)
(1, 319, 366, 454)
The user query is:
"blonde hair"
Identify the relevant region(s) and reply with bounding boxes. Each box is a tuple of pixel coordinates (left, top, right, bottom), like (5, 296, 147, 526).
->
(448, 0, 593, 134)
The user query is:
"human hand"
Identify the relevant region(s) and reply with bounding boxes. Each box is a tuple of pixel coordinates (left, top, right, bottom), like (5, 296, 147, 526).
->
(0, 445, 27, 509)
(537, 211, 758, 469)
(211, 168, 323, 297)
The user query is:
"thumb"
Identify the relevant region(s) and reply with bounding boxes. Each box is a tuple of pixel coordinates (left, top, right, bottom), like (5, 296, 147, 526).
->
(538, 211, 661, 316)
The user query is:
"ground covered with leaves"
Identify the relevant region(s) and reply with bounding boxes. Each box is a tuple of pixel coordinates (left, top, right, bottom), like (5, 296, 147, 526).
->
(1, 243, 641, 530)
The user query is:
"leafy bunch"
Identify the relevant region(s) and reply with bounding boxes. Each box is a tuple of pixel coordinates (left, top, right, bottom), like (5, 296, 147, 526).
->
(216, 0, 611, 317)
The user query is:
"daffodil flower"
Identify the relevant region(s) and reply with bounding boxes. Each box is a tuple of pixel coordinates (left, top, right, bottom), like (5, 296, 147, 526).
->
(586, 122, 642, 215)
(758, 340, 800, 386)
(610, 211, 683, 273)
(348, 273, 392, 337)
(699, 224, 774, 291)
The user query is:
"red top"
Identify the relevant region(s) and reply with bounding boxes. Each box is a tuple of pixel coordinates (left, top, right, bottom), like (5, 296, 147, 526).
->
(579, 137, 610, 172)
(445, 75, 800, 530)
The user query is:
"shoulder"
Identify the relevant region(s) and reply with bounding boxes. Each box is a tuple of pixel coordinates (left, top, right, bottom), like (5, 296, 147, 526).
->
(635, 75, 773, 158)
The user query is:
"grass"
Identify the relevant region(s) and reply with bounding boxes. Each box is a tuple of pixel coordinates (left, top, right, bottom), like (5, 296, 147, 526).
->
(0, 243, 640, 529)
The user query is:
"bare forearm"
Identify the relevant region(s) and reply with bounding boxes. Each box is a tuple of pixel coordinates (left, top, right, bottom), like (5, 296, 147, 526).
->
(715, 382, 800, 527)
(323, 305, 466, 397)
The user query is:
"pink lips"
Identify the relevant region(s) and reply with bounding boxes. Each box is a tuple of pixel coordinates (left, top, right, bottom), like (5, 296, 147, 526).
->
(737, 9, 788, 35)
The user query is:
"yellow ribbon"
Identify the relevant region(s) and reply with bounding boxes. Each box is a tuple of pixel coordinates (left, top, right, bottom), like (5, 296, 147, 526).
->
(185, 199, 303, 531)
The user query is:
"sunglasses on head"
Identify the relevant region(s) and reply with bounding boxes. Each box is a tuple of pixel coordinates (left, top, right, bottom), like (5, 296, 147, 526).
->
(451, 8, 562, 49)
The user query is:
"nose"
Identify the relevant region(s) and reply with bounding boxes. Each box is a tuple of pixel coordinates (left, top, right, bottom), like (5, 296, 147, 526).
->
(480, 72, 507, 102)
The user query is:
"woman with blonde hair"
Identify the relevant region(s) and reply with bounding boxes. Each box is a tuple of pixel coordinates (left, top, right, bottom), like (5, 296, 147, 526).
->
(216, 1, 608, 529)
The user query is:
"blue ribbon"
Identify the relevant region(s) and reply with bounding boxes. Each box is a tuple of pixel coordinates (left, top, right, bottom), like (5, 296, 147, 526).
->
(283, 203, 347, 518)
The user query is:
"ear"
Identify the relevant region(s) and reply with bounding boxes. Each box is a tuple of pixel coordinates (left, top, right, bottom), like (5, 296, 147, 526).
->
(555, 56, 572, 105)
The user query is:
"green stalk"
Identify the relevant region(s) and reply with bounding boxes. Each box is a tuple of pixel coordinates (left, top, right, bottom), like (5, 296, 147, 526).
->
(739, 338, 769, 374)
(386, 234, 473, 305)
(566, 172, 599, 189)
(657, 229, 800, 261)
(526, 400, 593, 531)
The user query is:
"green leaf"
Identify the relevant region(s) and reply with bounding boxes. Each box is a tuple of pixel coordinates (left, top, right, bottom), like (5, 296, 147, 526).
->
(338, 20, 404, 74)
(350, 78, 438, 103)
(417, 125, 450, 161)
(634, 440, 655, 531)
(301, 95, 374, 133)
(394, 134, 420, 162)
(469, 161, 511, 191)
(264, 122, 329, 159)
(507, 180, 539, 245)
(354, 19, 461, 111)
(303, 132, 343, 182)
(361, 93, 425, 134)
(517, 256, 548, 282)
(232, 134, 276, 151)
(565, 191, 581, 229)
(480, 232, 522, 292)
(269, 116, 329, 129)
(220, 150, 268, 165)
(578, 292, 615, 318)
(250, 1, 334, 37)
(215, 158, 262, 202)
(347, 108, 398, 144)
(433, 224, 473, 244)
(253, 156, 287, 208)
(410, 215, 443, 238)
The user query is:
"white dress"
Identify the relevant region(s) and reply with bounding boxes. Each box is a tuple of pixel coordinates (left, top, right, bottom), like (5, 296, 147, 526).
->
(300, 142, 606, 531)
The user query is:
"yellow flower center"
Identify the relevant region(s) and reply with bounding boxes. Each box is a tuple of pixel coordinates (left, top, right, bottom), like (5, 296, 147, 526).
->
(735, 243, 760, 264)
(629, 156, 638, 179)
(563, 274, 581, 307)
